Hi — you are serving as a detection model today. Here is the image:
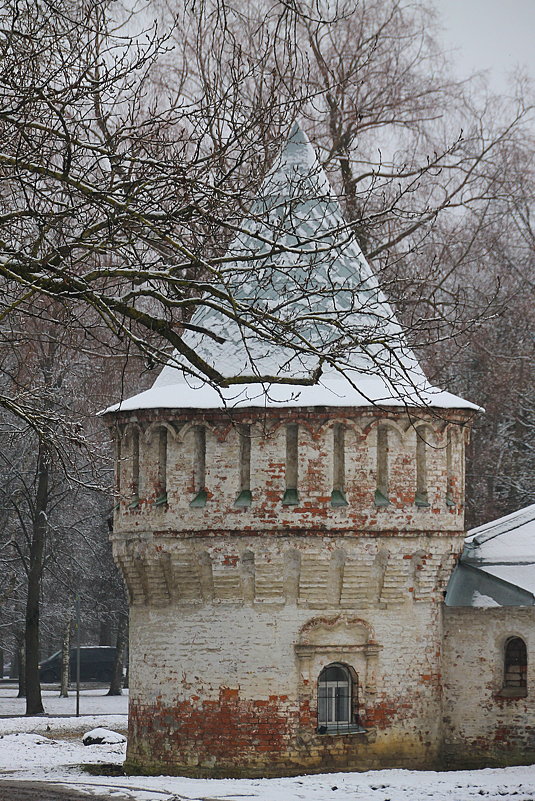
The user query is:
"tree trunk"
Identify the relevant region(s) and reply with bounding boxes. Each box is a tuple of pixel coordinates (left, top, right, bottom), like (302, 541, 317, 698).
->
(107, 613, 128, 696)
(10, 636, 18, 679)
(0, 646, 4, 679)
(25, 442, 49, 715)
(59, 610, 73, 698)
(16, 637, 25, 698)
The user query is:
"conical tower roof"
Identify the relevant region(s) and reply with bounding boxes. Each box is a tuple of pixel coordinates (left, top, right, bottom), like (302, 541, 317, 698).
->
(106, 124, 479, 413)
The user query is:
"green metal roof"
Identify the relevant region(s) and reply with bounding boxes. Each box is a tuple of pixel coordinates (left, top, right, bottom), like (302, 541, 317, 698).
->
(105, 124, 481, 413)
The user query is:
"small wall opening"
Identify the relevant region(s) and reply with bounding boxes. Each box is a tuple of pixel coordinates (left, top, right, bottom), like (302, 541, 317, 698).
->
(502, 636, 527, 697)
(415, 427, 430, 507)
(190, 425, 207, 507)
(446, 427, 456, 507)
(331, 424, 348, 507)
(155, 427, 168, 506)
(375, 426, 389, 506)
(235, 424, 252, 507)
(115, 432, 122, 500)
(283, 423, 299, 506)
(129, 428, 140, 509)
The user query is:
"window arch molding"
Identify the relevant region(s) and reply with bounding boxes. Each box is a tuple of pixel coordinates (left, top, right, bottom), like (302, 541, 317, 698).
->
(177, 420, 217, 444)
(142, 420, 178, 443)
(372, 422, 403, 507)
(142, 422, 179, 508)
(295, 614, 382, 737)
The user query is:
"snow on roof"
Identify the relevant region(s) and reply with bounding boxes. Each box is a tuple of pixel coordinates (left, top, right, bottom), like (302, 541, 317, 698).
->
(464, 504, 535, 553)
(445, 505, 535, 607)
(105, 123, 480, 415)
(105, 373, 480, 413)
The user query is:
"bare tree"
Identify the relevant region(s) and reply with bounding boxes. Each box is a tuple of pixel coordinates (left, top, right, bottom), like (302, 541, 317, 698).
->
(0, 298, 126, 713)
(1, 0, 531, 404)
(107, 610, 127, 696)
(0, 0, 533, 706)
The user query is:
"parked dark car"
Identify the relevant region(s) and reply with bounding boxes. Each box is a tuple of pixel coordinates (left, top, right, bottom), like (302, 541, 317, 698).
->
(39, 646, 116, 683)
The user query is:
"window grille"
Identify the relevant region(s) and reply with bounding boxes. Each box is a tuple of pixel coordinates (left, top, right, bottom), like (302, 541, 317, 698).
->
(317, 663, 361, 734)
(504, 637, 527, 689)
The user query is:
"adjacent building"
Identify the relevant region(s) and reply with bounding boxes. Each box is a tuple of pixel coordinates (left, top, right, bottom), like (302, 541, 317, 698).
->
(444, 504, 535, 767)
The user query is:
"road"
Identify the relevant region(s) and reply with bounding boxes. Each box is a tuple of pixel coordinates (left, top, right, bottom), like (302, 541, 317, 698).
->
(0, 781, 125, 801)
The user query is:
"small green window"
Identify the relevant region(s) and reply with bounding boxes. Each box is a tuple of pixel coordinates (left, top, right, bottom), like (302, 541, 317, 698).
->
(374, 488, 389, 507)
(415, 491, 430, 508)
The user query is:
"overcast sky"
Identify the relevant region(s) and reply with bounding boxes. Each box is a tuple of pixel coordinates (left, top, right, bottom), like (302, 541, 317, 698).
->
(431, 0, 535, 94)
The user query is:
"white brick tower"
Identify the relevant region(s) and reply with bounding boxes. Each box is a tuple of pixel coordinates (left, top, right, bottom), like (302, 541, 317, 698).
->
(103, 125, 478, 777)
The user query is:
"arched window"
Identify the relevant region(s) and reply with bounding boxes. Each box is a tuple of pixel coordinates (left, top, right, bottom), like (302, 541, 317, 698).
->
(115, 432, 122, 498)
(331, 424, 348, 507)
(504, 637, 527, 692)
(235, 424, 252, 507)
(282, 423, 299, 506)
(446, 427, 456, 507)
(317, 663, 355, 731)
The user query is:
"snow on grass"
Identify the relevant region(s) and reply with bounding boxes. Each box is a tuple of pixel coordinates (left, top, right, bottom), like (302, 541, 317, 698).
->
(0, 730, 126, 774)
(2, 687, 535, 801)
(0, 685, 128, 718)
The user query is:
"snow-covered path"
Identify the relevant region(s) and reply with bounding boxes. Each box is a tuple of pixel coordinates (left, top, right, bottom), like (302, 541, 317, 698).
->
(2, 686, 535, 801)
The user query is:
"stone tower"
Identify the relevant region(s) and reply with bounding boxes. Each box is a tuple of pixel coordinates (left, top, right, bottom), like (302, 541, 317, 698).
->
(104, 126, 478, 777)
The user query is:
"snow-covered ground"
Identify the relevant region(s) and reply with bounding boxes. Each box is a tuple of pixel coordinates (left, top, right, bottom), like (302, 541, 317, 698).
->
(0, 685, 128, 717)
(2, 685, 535, 800)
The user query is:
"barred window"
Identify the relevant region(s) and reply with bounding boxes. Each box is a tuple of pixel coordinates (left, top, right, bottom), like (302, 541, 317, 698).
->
(504, 637, 527, 690)
(317, 663, 358, 733)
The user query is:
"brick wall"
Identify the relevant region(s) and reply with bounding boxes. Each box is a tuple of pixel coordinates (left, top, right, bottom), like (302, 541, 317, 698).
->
(113, 524, 462, 775)
(108, 406, 472, 776)
(112, 407, 470, 536)
(443, 607, 535, 768)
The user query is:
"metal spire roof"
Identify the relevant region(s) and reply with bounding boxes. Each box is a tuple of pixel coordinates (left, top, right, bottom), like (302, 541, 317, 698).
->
(106, 124, 479, 413)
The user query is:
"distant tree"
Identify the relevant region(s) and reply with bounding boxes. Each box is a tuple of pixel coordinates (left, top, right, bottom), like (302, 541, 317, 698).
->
(0, 0, 532, 695)
(107, 610, 128, 696)
(1, 0, 532, 406)
(151, 0, 534, 524)
(0, 298, 128, 713)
